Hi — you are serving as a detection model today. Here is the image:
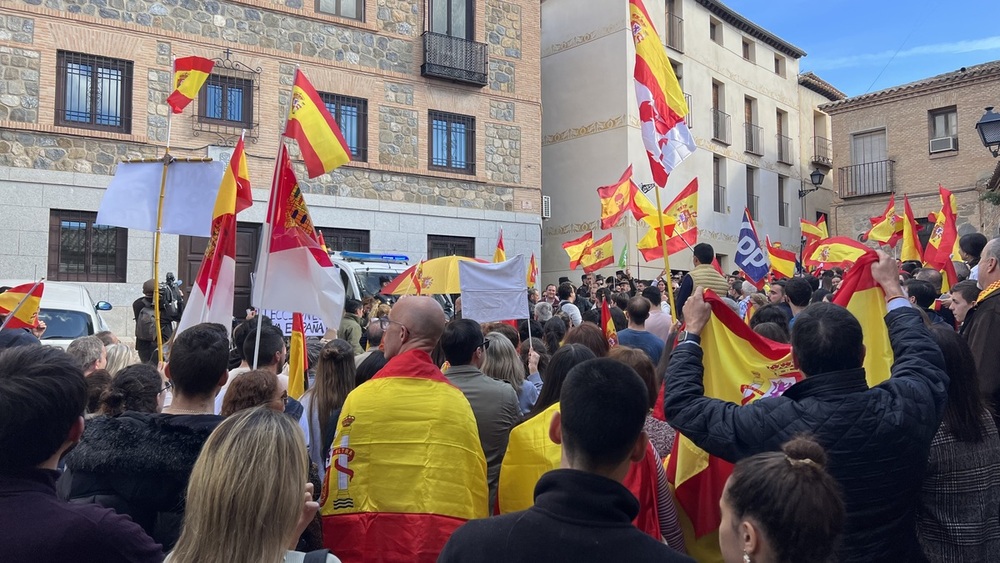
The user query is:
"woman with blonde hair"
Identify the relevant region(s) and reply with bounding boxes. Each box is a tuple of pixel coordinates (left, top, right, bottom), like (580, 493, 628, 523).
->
(481, 331, 537, 415)
(104, 342, 139, 377)
(167, 407, 339, 563)
(299, 339, 356, 484)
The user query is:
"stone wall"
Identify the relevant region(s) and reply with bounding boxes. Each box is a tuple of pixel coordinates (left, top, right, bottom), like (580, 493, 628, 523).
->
(378, 106, 418, 168)
(486, 0, 521, 59)
(0, 130, 158, 174)
(485, 124, 520, 184)
(489, 100, 515, 122)
(0, 46, 40, 123)
(384, 81, 413, 105)
(0, 13, 34, 44)
(489, 59, 515, 93)
(376, 0, 418, 37)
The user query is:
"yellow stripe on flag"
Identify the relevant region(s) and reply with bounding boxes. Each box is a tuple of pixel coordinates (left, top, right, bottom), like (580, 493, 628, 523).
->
(832, 251, 893, 388)
(497, 402, 562, 514)
(166, 56, 214, 114)
(288, 312, 307, 400)
(0, 282, 44, 330)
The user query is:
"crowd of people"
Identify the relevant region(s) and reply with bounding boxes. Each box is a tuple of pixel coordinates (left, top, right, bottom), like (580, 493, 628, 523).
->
(1, 233, 999, 563)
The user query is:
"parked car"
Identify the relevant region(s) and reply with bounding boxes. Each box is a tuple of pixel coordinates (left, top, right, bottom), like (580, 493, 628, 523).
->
(0, 279, 112, 349)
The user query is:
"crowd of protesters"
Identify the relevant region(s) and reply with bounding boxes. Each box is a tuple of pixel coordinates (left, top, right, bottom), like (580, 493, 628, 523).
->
(1, 233, 999, 563)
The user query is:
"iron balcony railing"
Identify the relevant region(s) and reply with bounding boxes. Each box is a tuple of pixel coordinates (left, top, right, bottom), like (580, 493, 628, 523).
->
(421, 32, 488, 86)
(684, 92, 693, 128)
(713, 183, 727, 212)
(666, 13, 683, 51)
(712, 109, 731, 145)
(777, 134, 793, 164)
(812, 136, 833, 166)
(838, 160, 895, 198)
(744, 123, 763, 155)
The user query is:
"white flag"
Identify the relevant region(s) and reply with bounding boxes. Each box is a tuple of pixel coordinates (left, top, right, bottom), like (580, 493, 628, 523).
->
(460, 255, 528, 323)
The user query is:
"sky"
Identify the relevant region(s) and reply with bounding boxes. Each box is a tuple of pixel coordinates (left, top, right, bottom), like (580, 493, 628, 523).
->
(722, 0, 1000, 98)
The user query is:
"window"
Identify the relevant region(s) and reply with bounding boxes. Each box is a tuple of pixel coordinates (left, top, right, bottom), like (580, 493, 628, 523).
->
(429, 110, 475, 174)
(199, 74, 253, 127)
(713, 156, 726, 213)
(317, 227, 370, 253)
(321, 93, 368, 162)
(742, 39, 754, 62)
(712, 81, 730, 145)
(428, 235, 475, 259)
(778, 176, 788, 227)
(55, 51, 133, 133)
(709, 19, 721, 44)
(929, 107, 958, 152)
(48, 210, 127, 283)
(430, 0, 474, 39)
(744, 96, 761, 155)
(776, 109, 791, 164)
(774, 54, 786, 77)
(746, 166, 757, 219)
(316, 0, 362, 20)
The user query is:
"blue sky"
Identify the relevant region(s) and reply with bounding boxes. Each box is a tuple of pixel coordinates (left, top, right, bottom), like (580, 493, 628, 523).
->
(722, 0, 1000, 98)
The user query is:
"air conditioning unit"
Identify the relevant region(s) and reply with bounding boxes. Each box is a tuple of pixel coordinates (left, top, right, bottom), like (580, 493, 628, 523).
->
(541, 195, 552, 219)
(929, 136, 958, 153)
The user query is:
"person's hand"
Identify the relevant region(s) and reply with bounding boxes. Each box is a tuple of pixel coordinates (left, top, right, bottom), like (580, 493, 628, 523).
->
(289, 482, 320, 549)
(871, 251, 904, 299)
(682, 287, 712, 335)
(31, 320, 46, 339)
(527, 348, 540, 375)
(246, 308, 257, 320)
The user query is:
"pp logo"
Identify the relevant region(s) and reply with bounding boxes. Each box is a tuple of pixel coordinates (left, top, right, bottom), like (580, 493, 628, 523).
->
(737, 236, 768, 268)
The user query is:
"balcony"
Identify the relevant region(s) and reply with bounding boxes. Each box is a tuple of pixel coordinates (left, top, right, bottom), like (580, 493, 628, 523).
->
(838, 160, 895, 198)
(712, 109, 731, 145)
(666, 13, 684, 51)
(812, 136, 833, 167)
(713, 183, 727, 212)
(684, 92, 693, 128)
(744, 123, 763, 155)
(421, 32, 488, 87)
(777, 134, 793, 164)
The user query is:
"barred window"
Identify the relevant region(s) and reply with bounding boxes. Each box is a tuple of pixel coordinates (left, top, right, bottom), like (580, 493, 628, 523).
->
(317, 227, 370, 253)
(429, 110, 475, 174)
(55, 51, 133, 133)
(321, 93, 368, 162)
(199, 75, 253, 127)
(48, 210, 127, 283)
(316, 0, 363, 20)
(428, 234, 475, 259)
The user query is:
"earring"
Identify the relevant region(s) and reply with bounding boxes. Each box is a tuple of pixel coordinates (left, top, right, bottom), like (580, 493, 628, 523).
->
(743, 551, 751, 563)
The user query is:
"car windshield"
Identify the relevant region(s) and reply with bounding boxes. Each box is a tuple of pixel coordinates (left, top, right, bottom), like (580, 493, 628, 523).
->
(355, 271, 399, 297)
(38, 309, 93, 340)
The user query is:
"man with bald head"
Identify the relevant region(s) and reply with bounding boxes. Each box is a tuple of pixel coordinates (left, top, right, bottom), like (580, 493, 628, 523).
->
(963, 238, 1000, 411)
(320, 296, 488, 560)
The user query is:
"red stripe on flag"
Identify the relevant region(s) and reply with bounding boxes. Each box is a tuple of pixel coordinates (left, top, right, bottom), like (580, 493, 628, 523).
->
(323, 512, 468, 563)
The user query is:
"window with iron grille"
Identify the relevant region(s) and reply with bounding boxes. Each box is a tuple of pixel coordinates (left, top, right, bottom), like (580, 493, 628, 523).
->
(321, 93, 368, 162)
(316, 0, 363, 20)
(317, 227, 370, 253)
(199, 74, 253, 127)
(429, 110, 475, 174)
(48, 210, 127, 283)
(55, 51, 133, 133)
(428, 234, 475, 259)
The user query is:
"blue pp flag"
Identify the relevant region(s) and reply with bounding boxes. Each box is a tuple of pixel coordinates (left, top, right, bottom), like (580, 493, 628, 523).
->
(735, 208, 770, 285)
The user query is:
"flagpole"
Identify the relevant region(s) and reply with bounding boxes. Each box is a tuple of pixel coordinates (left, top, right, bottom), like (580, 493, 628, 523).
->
(150, 94, 176, 363)
(0, 278, 44, 332)
(652, 186, 677, 316)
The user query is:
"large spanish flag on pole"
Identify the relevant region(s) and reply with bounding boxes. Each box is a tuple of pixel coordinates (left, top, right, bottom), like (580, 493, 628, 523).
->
(166, 56, 214, 114)
(800, 216, 829, 247)
(901, 195, 925, 262)
(320, 351, 488, 562)
(666, 290, 801, 561)
(0, 281, 44, 330)
(637, 177, 697, 261)
(831, 250, 894, 388)
(803, 237, 870, 270)
(562, 231, 594, 271)
(284, 69, 352, 178)
(580, 233, 615, 274)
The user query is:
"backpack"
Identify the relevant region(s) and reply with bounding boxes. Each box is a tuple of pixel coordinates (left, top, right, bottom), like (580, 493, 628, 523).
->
(135, 301, 159, 341)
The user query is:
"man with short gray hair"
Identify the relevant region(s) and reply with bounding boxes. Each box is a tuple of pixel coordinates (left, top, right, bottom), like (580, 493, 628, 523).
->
(963, 237, 1000, 410)
(66, 336, 106, 377)
(534, 301, 553, 323)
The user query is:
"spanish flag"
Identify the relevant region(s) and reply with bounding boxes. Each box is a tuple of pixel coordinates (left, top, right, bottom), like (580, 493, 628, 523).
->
(803, 237, 870, 270)
(596, 166, 658, 229)
(637, 177, 697, 261)
(493, 228, 507, 263)
(831, 250, 894, 388)
(562, 232, 593, 271)
(865, 195, 902, 247)
(321, 350, 488, 562)
(765, 236, 796, 279)
(284, 69, 352, 178)
(527, 253, 538, 288)
(0, 281, 44, 329)
(601, 298, 618, 348)
(924, 186, 962, 270)
(288, 312, 307, 399)
(900, 195, 924, 263)
(166, 56, 214, 114)
(800, 216, 829, 246)
(666, 290, 801, 560)
(580, 233, 615, 274)
(940, 259, 958, 295)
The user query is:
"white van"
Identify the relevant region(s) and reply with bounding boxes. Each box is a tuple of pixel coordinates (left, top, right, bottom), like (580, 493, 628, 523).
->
(329, 252, 454, 319)
(0, 279, 112, 349)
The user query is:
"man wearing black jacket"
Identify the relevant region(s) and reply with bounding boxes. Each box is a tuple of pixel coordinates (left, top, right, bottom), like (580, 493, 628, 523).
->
(664, 251, 948, 563)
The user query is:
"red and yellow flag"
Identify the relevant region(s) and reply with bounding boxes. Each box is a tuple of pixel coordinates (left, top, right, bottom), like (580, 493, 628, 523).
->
(288, 312, 307, 400)
(630, 0, 695, 187)
(800, 216, 829, 247)
(166, 56, 214, 114)
(580, 233, 615, 274)
(901, 195, 924, 263)
(411, 259, 425, 296)
(284, 69, 352, 178)
(831, 250, 894, 388)
(765, 236, 796, 279)
(597, 165, 658, 229)
(865, 195, 902, 247)
(0, 281, 43, 329)
(637, 177, 697, 261)
(941, 259, 958, 294)
(803, 237, 870, 270)
(562, 232, 594, 271)
(601, 298, 618, 348)
(924, 186, 962, 270)
(493, 228, 506, 263)
(527, 253, 538, 288)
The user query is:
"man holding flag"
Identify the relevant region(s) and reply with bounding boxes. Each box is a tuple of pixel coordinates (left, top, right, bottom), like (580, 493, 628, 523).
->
(663, 251, 947, 562)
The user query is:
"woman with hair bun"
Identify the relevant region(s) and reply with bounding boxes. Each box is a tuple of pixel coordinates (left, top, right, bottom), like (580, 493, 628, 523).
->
(719, 436, 844, 563)
(99, 364, 165, 417)
(299, 339, 356, 485)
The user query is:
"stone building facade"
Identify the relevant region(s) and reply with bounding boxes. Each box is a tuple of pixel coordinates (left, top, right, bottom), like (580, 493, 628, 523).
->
(0, 0, 541, 336)
(821, 61, 1000, 244)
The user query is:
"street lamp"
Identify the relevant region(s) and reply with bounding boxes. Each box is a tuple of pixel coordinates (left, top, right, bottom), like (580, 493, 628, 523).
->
(798, 168, 826, 198)
(975, 107, 1000, 157)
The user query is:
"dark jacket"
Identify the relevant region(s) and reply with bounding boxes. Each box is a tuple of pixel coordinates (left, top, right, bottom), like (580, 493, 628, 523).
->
(439, 469, 694, 563)
(58, 412, 224, 552)
(964, 289, 1000, 406)
(1, 468, 163, 563)
(664, 307, 948, 563)
(0, 327, 39, 349)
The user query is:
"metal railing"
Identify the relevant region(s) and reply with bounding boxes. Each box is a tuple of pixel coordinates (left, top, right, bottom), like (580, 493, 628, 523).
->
(779, 201, 789, 226)
(712, 109, 731, 145)
(838, 160, 895, 198)
(421, 32, 488, 86)
(684, 92, 693, 128)
(666, 13, 684, 51)
(744, 123, 763, 155)
(713, 183, 727, 212)
(812, 136, 833, 166)
(777, 134, 793, 164)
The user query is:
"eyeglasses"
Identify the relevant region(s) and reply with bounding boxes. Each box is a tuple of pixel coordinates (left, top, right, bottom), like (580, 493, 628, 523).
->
(160, 381, 172, 393)
(480, 339, 491, 351)
(377, 316, 406, 331)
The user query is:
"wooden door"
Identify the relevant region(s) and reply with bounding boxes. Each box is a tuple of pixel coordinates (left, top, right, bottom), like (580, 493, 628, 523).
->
(178, 222, 260, 322)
